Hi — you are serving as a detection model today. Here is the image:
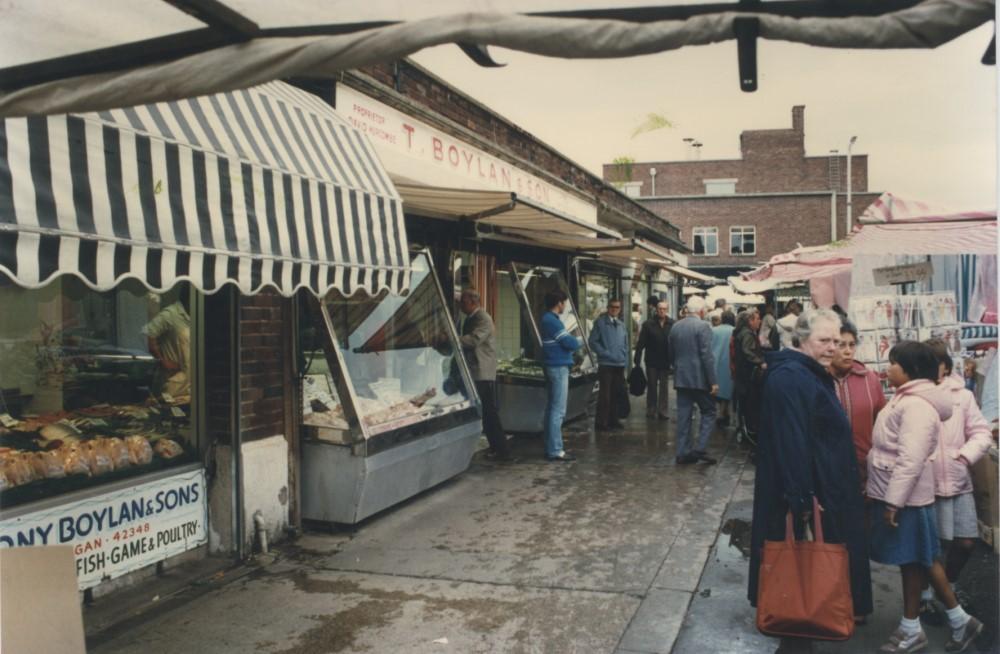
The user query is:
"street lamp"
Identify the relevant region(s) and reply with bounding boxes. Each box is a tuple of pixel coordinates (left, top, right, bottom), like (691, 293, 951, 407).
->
(649, 167, 657, 195)
(846, 136, 857, 233)
(682, 137, 694, 160)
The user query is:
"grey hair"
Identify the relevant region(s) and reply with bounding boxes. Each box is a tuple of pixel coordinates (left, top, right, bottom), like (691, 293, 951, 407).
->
(685, 295, 707, 314)
(792, 308, 842, 348)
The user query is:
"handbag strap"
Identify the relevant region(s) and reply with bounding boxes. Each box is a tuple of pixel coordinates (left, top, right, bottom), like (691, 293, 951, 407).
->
(783, 496, 825, 544)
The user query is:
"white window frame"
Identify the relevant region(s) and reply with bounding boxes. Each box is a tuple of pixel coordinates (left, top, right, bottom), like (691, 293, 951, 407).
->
(692, 227, 718, 257)
(730, 225, 756, 256)
(703, 178, 737, 195)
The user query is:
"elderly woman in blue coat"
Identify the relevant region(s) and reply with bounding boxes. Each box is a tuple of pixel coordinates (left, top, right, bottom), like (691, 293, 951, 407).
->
(748, 309, 873, 652)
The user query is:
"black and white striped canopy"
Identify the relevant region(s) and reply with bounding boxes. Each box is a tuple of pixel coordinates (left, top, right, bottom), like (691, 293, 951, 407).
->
(0, 81, 409, 297)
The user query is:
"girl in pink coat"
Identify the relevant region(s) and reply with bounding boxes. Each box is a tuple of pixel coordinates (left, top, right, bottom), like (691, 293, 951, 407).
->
(867, 342, 983, 653)
(918, 339, 993, 625)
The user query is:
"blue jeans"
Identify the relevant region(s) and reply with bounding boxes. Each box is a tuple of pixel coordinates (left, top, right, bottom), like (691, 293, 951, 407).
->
(675, 388, 717, 457)
(543, 365, 569, 457)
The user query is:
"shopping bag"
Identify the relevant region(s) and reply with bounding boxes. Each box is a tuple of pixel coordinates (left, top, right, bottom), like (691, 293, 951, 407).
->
(756, 498, 854, 641)
(628, 365, 647, 396)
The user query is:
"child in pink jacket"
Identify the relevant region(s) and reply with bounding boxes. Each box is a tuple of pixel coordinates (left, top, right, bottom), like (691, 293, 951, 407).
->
(867, 342, 983, 653)
(918, 339, 993, 624)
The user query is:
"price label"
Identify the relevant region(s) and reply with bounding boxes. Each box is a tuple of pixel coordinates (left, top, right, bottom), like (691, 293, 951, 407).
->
(0, 413, 18, 428)
(170, 406, 186, 418)
(161, 393, 175, 404)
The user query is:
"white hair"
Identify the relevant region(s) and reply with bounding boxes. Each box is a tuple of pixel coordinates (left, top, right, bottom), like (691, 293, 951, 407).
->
(685, 295, 707, 314)
(792, 308, 842, 347)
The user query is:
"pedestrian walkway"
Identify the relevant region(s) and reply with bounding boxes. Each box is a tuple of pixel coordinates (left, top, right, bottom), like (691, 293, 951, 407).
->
(675, 462, 999, 654)
(91, 394, 748, 654)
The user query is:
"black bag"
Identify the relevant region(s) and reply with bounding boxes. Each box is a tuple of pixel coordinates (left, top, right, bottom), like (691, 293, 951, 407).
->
(628, 365, 647, 396)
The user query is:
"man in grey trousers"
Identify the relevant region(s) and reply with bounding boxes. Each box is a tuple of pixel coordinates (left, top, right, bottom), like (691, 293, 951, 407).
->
(668, 296, 718, 465)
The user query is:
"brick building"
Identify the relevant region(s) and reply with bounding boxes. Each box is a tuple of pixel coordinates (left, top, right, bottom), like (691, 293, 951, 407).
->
(603, 106, 882, 278)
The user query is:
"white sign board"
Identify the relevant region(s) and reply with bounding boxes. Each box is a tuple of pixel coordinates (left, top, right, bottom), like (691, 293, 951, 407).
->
(873, 261, 934, 286)
(336, 86, 598, 225)
(0, 468, 208, 590)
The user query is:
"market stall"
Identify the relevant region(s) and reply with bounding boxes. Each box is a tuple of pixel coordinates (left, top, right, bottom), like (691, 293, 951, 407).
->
(492, 262, 598, 433)
(0, 81, 408, 587)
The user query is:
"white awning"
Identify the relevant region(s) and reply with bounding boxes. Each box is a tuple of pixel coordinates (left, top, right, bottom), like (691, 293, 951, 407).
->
(393, 183, 620, 238)
(0, 81, 408, 296)
(665, 265, 720, 283)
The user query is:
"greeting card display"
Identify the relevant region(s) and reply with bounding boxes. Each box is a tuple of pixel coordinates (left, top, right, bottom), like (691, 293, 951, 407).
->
(875, 330, 898, 362)
(855, 330, 880, 364)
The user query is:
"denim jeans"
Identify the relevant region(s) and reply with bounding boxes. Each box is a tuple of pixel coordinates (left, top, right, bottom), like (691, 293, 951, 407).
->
(675, 388, 717, 457)
(543, 365, 570, 457)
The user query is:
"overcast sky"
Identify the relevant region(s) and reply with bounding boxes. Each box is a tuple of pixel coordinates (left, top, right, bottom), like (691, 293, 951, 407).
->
(411, 21, 997, 211)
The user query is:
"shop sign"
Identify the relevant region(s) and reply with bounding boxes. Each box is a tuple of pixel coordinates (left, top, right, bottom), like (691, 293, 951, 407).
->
(335, 86, 597, 225)
(0, 469, 207, 590)
(873, 261, 933, 286)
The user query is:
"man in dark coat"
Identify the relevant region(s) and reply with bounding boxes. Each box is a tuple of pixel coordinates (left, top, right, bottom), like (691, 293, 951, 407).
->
(748, 309, 873, 643)
(732, 308, 767, 438)
(634, 300, 673, 419)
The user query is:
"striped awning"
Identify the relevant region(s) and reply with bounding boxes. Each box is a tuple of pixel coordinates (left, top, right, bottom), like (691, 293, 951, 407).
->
(0, 81, 408, 297)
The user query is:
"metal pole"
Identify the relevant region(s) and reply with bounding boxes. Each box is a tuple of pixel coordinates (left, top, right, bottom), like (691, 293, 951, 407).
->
(649, 167, 657, 196)
(846, 136, 857, 234)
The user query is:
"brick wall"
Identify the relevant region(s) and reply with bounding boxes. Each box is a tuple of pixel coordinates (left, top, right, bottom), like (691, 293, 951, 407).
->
(239, 291, 289, 442)
(645, 192, 882, 268)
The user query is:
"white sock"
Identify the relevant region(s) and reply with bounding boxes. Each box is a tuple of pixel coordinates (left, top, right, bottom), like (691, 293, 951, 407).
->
(920, 587, 934, 602)
(899, 616, 922, 637)
(946, 604, 970, 633)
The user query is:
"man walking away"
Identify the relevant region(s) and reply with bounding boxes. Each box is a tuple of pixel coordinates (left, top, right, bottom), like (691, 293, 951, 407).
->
(669, 296, 718, 465)
(588, 299, 629, 431)
(635, 301, 673, 420)
(540, 290, 581, 462)
(775, 300, 802, 349)
(458, 289, 512, 462)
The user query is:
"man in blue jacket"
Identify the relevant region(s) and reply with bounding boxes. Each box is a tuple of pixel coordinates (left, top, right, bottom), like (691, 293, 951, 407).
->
(540, 289, 582, 461)
(588, 299, 630, 431)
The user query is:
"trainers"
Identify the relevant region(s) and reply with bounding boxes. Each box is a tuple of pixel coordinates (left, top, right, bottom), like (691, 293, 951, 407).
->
(692, 450, 718, 464)
(675, 454, 698, 465)
(879, 628, 927, 653)
(918, 599, 946, 626)
(945, 616, 983, 653)
(545, 452, 576, 462)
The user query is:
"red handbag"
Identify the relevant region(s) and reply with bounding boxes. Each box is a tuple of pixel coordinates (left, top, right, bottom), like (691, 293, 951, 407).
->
(756, 498, 855, 641)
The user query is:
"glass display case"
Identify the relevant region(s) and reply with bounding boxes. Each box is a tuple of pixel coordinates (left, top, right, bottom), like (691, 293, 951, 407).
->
(0, 276, 198, 509)
(300, 250, 483, 524)
(494, 263, 598, 432)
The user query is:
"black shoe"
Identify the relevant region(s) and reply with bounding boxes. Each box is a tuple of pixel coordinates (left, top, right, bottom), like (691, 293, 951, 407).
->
(545, 452, 577, 462)
(609, 421, 625, 429)
(657, 413, 670, 421)
(675, 454, 698, 465)
(692, 450, 718, 464)
(485, 450, 515, 462)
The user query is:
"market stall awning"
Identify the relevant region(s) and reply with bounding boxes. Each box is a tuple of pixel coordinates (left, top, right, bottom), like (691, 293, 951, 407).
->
(0, 81, 409, 297)
(0, 1, 992, 117)
(393, 183, 620, 238)
(837, 219, 997, 255)
(664, 264, 721, 284)
(497, 228, 674, 265)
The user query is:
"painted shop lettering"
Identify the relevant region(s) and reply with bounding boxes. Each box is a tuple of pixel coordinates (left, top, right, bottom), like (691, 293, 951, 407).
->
(0, 482, 200, 547)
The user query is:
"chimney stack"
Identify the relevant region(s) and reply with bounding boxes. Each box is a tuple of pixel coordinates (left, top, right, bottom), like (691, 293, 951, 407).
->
(792, 105, 805, 133)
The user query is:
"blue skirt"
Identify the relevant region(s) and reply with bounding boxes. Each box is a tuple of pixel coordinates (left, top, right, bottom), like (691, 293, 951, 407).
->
(869, 501, 941, 567)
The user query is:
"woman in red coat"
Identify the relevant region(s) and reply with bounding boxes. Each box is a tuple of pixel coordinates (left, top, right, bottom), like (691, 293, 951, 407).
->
(829, 320, 887, 488)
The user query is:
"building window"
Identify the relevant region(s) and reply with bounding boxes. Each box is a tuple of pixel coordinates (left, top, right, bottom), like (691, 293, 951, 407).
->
(620, 182, 642, 198)
(693, 227, 718, 256)
(704, 178, 737, 195)
(730, 226, 756, 256)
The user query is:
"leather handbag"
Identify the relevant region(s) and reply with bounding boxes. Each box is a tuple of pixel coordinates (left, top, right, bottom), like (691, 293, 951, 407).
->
(756, 498, 854, 641)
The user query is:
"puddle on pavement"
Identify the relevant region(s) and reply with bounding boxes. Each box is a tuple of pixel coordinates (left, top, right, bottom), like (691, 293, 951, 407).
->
(720, 518, 752, 559)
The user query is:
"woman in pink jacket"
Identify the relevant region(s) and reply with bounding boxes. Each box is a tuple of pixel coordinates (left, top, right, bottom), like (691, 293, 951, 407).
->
(867, 342, 982, 654)
(917, 339, 993, 625)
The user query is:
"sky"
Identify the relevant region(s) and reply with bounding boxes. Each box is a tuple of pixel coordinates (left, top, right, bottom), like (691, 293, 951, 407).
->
(410, 21, 998, 211)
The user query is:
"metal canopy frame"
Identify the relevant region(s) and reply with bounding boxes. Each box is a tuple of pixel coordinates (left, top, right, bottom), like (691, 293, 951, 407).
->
(2, 0, 984, 95)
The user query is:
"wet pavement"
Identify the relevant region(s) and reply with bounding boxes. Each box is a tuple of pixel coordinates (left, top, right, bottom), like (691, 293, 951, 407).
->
(87, 392, 999, 654)
(91, 393, 749, 654)
(675, 462, 1000, 654)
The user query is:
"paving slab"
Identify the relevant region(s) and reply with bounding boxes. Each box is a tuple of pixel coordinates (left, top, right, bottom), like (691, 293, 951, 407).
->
(616, 588, 692, 654)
